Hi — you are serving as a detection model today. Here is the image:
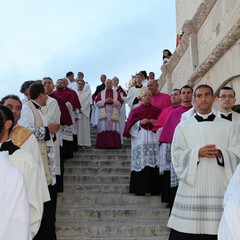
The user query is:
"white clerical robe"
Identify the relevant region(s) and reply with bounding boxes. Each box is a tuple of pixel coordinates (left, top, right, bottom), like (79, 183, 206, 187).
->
(76, 89, 91, 147)
(20, 132, 50, 202)
(42, 96, 61, 175)
(218, 164, 240, 240)
(168, 116, 240, 235)
(0, 151, 31, 240)
(123, 85, 147, 109)
(9, 148, 43, 238)
(217, 111, 240, 133)
(18, 102, 56, 185)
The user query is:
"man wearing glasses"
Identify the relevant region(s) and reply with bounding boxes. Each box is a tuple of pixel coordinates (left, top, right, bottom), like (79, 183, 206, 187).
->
(217, 86, 240, 125)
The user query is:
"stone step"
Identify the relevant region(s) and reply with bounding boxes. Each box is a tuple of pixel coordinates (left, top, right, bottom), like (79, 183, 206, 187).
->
(56, 126, 168, 239)
(64, 160, 131, 168)
(56, 206, 169, 221)
(57, 194, 164, 207)
(79, 142, 131, 149)
(64, 167, 130, 175)
(63, 183, 129, 194)
(56, 220, 169, 238)
(64, 175, 130, 184)
(70, 155, 130, 161)
(57, 237, 168, 240)
(74, 149, 131, 155)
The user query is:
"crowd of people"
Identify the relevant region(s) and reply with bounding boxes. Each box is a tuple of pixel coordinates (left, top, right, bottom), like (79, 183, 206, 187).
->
(1, 64, 240, 240)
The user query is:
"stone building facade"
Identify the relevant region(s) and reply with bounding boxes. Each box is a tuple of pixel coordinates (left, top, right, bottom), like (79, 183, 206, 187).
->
(159, 0, 240, 103)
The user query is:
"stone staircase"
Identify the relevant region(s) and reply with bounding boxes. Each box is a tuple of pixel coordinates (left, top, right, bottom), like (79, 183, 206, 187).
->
(56, 127, 170, 239)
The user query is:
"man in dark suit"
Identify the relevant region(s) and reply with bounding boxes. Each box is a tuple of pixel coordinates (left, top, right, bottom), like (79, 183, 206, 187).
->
(92, 74, 107, 101)
(91, 74, 107, 126)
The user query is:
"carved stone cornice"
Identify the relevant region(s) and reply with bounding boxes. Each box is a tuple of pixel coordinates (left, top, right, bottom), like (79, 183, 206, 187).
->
(191, 0, 217, 31)
(188, 18, 240, 85)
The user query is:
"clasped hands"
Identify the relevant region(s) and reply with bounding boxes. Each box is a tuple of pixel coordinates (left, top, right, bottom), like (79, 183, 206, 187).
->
(199, 144, 221, 158)
(105, 97, 113, 104)
(141, 118, 156, 126)
(48, 123, 60, 133)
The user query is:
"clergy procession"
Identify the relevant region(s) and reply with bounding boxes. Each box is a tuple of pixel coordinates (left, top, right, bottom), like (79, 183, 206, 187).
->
(1, 70, 240, 240)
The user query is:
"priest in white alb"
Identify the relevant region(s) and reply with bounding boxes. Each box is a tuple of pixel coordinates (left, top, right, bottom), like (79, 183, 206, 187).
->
(75, 79, 91, 148)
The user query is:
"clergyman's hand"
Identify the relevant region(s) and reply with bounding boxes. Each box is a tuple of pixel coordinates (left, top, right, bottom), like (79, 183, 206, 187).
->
(199, 144, 220, 158)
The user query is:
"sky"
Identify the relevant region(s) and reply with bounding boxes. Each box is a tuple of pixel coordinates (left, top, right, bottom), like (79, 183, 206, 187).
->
(0, 0, 176, 99)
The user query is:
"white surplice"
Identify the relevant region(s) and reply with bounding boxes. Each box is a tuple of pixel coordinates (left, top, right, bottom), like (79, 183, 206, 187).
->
(123, 85, 147, 110)
(0, 151, 31, 240)
(129, 121, 160, 172)
(18, 102, 56, 185)
(218, 164, 240, 240)
(42, 96, 61, 175)
(75, 89, 91, 147)
(9, 147, 43, 238)
(168, 116, 240, 235)
(20, 132, 50, 202)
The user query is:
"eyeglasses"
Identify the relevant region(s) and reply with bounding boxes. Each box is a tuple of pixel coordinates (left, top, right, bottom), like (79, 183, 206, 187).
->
(218, 95, 235, 99)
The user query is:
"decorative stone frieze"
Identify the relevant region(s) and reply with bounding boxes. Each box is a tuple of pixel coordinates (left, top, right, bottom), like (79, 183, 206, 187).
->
(188, 18, 240, 86)
(158, 0, 217, 91)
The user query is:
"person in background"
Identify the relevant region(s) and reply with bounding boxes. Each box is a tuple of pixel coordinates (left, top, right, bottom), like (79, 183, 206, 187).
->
(54, 78, 74, 159)
(123, 89, 161, 195)
(162, 49, 172, 64)
(95, 79, 122, 149)
(91, 74, 107, 127)
(139, 70, 149, 86)
(152, 89, 181, 207)
(76, 72, 92, 98)
(65, 71, 76, 90)
(216, 86, 240, 128)
(19, 80, 36, 104)
(147, 79, 171, 111)
(75, 79, 91, 148)
(148, 72, 156, 81)
(159, 85, 193, 209)
(124, 73, 147, 110)
(42, 77, 73, 191)
(62, 78, 81, 152)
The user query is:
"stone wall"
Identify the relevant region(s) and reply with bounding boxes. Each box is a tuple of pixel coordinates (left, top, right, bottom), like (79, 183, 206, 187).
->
(176, 0, 200, 34)
(159, 0, 240, 103)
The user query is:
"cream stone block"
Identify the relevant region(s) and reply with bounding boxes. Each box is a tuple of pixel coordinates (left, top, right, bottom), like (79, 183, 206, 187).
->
(198, 0, 240, 64)
(176, 0, 201, 34)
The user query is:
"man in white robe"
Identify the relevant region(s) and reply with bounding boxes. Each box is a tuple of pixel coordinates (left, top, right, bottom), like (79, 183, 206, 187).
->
(75, 79, 91, 147)
(76, 72, 92, 100)
(0, 151, 31, 240)
(1, 94, 50, 203)
(18, 83, 60, 240)
(218, 163, 240, 240)
(91, 74, 106, 126)
(0, 105, 43, 238)
(168, 84, 240, 240)
(216, 86, 240, 128)
(42, 78, 62, 186)
(123, 73, 147, 110)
